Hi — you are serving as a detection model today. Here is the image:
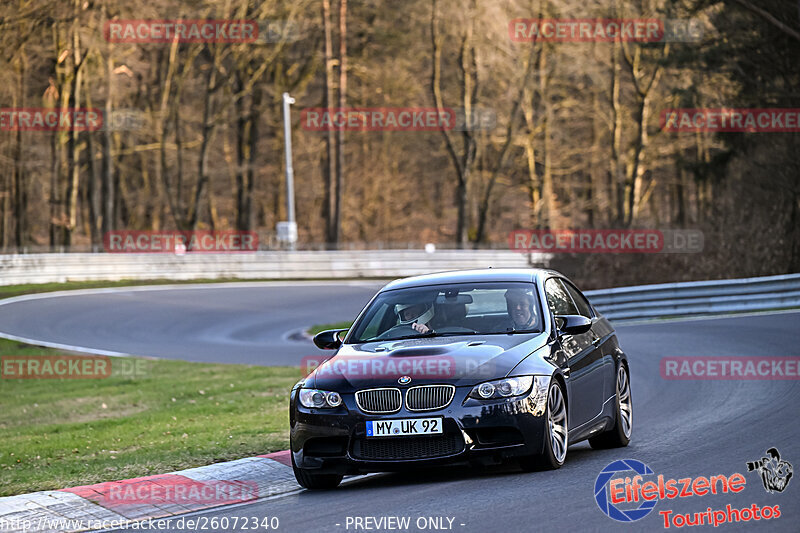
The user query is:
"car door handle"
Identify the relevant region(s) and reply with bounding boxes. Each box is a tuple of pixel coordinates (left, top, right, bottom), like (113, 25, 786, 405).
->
(592, 336, 602, 346)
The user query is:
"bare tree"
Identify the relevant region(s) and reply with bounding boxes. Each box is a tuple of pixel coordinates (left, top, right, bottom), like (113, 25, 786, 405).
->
(332, 0, 347, 246)
(430, 0, 478, 247)
(321, 0, 337, 243)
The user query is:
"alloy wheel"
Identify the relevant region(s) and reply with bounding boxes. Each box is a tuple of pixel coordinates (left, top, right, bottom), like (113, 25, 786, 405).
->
(548, 384, 568, 463)
(617, 365, 632, 438)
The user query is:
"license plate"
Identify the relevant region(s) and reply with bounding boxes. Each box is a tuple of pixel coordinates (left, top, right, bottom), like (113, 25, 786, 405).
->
(366, 417, 443, 437)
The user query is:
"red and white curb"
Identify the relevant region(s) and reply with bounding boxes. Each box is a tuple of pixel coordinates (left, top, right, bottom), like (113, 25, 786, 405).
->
(0, 451, 295, 533)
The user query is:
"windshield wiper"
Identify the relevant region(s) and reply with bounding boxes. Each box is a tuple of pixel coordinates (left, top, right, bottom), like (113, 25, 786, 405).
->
(362, 329, 511, 342)
(364, 331, 438, 342)
(503, 327, 539, 335)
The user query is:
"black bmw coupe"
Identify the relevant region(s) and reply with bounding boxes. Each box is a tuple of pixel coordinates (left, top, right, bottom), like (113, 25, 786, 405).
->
(290, 268, 631, 489)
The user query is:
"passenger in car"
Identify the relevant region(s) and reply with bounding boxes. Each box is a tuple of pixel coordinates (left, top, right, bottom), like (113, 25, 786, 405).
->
(504, 288, 539, 330)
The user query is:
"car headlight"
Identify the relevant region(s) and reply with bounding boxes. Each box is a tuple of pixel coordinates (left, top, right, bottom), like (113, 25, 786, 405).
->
(299, 388, 342, 408)
(469, 376, 534, 400)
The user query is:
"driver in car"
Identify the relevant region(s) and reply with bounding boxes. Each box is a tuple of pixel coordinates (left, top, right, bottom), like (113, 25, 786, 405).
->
(395, 301, 435, 334)
(504, 288, 538, 330)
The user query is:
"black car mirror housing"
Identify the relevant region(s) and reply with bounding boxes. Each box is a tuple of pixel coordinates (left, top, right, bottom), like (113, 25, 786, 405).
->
(556, 315, 592, 335)
(313, 329, 348, 350)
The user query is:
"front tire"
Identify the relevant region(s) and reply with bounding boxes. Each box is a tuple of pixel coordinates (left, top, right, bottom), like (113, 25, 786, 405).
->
(291, 450, 343, 489)
(520, 379, 568, 471)
(589, 364, 632, 449)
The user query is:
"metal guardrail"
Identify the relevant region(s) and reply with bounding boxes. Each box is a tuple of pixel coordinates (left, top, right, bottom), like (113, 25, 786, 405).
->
(0, 250, 548, 286)
(585, 273, 800, 321)
(1, 252, 797, 321)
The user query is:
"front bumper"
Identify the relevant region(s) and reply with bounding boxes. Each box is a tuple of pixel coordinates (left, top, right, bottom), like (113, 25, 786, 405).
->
(290, 384, 549, 475)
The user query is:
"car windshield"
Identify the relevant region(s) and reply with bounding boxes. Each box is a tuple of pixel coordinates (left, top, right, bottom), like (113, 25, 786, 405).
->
(347, 282, 544, 342)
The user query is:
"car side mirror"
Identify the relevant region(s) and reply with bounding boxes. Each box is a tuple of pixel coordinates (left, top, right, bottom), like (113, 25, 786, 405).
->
(313, 329, 348, 350)
(555, 315, 592, 336)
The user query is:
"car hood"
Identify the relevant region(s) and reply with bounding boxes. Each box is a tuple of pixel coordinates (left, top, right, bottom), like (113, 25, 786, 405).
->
(308, 332, 551, 391)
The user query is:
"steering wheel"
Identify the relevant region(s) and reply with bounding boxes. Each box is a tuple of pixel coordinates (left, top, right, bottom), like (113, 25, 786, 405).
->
(434, 326, 478, 335)
(376, 324, 427, 339)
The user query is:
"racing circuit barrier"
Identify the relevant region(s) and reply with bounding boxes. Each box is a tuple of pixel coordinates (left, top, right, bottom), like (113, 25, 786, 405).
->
(584, 273, 800, 321)
(0, 250, 543, 286)
(0, 252, 797, 321)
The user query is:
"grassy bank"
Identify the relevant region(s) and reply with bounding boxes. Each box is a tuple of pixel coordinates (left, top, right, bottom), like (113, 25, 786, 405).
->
(0, 337, 299, 496)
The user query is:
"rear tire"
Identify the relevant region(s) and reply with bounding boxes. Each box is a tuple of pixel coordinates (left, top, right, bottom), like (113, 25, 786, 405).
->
(589, 364, 632, 449)
(291, 450, 343, 489)
(520, 380, 568, 471)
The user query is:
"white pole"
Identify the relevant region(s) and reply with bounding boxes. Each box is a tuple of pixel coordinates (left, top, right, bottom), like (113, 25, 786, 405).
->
(281, 92, 297, 250)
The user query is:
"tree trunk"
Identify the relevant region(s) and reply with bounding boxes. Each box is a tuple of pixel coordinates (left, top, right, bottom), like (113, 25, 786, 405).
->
(102, 50, 115, 237)
(610, 39, 624, 226)
(539, 46, 554, 228)
(333, 0, 348, 246)
(234, 71, 248, 230)
(86, 125, 100, 248)
(189, 57, 217, 230)
(429, 0, 476, 247)
(49, 126, 61, 248)
(322, 0, 337, 244)
(99, 3, 115, 238)
(589, 40, 603, 227)
(11, 47, 27, 249)
(675, 163, 686, 226)
(12, 124, 25, 250)
(157, 41, 183, 229)
(246, 85, 261, 231)
(64, 5, 83, 247)
(474, 38, 539, 245)
(620, 41, 669, 226)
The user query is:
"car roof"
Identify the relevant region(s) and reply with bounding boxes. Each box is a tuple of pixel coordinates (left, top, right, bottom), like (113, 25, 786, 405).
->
(380, 268, 563, 292)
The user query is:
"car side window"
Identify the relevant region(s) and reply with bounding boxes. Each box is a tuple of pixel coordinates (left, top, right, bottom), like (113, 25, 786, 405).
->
(562, 281, 594, 319)
(544, 278, 578, 316)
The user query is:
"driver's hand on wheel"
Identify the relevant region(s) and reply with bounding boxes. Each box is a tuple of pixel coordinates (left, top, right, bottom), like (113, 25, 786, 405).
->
(411, 322, 430, 334)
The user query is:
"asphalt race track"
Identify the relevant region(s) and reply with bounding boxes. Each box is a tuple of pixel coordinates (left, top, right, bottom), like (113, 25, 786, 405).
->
(1, 283, 798, 532)
(0, 282, 384, 365)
